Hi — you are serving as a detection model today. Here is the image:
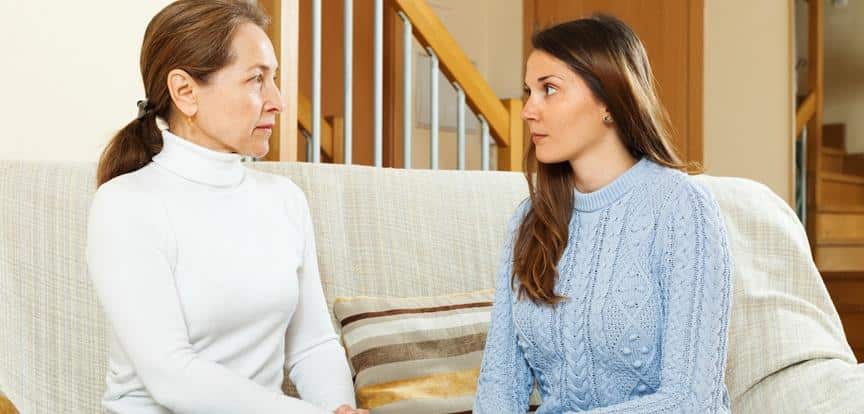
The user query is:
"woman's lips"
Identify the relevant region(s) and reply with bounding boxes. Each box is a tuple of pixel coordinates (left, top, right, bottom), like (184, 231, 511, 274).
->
(532, 133, 548, 144)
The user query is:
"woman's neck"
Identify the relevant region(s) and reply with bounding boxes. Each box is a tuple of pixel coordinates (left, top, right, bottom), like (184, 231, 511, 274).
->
(569, 139, 638, 194)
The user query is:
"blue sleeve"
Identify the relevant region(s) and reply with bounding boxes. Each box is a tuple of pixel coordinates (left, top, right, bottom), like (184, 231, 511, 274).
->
(577, 180, 733, 414)
(474, 202, 535, 413)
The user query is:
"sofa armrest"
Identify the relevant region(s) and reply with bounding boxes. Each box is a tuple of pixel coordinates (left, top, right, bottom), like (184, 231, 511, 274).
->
(0, 394, 18, 414)
(734, 358, 864, 413)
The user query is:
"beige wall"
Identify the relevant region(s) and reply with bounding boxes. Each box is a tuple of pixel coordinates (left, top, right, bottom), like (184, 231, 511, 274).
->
(824, 1, 864, 153)
(703, 0, 795, 203)
(0, 1, 173, 162)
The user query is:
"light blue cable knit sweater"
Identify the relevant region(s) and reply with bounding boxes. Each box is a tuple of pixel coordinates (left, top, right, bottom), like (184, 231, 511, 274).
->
(475, 158, 733, 413)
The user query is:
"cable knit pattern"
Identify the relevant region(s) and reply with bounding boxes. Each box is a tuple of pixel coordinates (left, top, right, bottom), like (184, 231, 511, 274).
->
(475, 158, 733, 413)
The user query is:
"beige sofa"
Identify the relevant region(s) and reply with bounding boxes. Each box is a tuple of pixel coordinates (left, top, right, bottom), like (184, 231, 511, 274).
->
(1, 160, 862, 413)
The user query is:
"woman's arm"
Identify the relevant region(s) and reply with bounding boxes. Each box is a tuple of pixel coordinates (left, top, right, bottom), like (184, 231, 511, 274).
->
(283, 192, 356, 412)
(87, 182, 328, 414)
(577, 180, 733, 414)
(474, 203, 535, 413)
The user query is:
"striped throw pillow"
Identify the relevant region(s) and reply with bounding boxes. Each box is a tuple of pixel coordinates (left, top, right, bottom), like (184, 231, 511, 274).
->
(334, 290, 495, 413)
(334, 290, 541, 413)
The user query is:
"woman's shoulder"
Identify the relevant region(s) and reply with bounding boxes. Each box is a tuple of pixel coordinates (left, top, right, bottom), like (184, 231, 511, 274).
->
(93, 164, 163, 209)
(645, 162, 717, 209)
(646, 165, 722, 225)
(245, 167, 310, 208)
(89, 165, 172, 237)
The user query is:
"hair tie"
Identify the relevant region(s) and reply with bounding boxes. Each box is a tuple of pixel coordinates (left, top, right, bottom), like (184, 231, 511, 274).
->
(136, 99, 154, 120)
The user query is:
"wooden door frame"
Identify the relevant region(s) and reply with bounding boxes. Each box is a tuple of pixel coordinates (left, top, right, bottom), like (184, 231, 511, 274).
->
(523, 0, 704, 165)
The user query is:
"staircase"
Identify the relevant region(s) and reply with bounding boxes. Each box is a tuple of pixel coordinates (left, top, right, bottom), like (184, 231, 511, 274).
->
(816, 123, 864, 362)
(259, 0, 523, 170)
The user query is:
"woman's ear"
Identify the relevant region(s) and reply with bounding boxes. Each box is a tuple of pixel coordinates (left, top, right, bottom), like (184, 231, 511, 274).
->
(167, 69, 198, 118)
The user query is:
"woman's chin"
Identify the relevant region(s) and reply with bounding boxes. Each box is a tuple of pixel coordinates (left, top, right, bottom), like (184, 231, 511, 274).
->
(252, 144, 269, 159)
(535, 152, 568, 165)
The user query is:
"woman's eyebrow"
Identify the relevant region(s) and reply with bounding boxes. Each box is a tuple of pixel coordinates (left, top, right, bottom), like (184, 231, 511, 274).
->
(246, 63, 278, 72)
(536, 74, 564, 82)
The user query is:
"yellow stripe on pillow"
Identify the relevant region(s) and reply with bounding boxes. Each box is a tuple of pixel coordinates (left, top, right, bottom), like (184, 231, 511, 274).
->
(357, 368, 481, 409)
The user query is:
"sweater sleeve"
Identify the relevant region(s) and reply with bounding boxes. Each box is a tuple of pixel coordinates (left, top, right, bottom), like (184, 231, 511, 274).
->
(474, 202, 535, 413)
(284, 191, 357, 412)
(86, 182, 329, 414)
(577, 180, 733, 414)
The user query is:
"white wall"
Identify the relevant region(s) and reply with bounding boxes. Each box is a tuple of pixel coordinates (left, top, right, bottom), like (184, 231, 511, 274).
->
(703, 0, 795, 203)
(0, 0, 172, 162)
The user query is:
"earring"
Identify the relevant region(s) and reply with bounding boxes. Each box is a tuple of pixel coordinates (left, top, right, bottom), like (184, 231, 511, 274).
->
(603, 114, 614, 124)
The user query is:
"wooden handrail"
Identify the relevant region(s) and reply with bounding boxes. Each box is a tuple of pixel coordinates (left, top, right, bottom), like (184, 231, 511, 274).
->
(796, 91, 816, 137)
(391, 0, 511, 149)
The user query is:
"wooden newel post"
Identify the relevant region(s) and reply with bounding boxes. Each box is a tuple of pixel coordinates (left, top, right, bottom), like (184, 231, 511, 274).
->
(498, 98, 524, 172)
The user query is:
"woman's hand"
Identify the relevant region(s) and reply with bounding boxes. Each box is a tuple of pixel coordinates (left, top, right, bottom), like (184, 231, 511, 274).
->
(333, 404, 369, 414)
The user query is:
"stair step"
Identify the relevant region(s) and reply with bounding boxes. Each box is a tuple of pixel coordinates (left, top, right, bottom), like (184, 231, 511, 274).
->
(836, 312, 864, 350)
(822, 149, 845, 174)
(815, 244, 864, 272)
(824, 123, 846, 150)
(819, 204, 864, 214)
(815, 212, 864, 243)
(822, 174, 864, 206)
(825, 277, 864, 307)
(845, 154, 864, 176)
(823, 271, 864, 281)
(823, 275, 864, 363)
(824, 172, 864, 184)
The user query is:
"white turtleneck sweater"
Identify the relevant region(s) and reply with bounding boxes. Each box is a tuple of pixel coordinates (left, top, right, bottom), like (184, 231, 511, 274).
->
(86, 130, 355, 414)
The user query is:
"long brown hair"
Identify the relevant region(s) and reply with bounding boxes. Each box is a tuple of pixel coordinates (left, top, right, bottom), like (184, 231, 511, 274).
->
(96, 0, 269, 187)
(513, 15, 691, 305)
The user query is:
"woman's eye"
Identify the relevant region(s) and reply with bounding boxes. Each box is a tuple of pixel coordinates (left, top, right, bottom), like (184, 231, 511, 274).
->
(545, 85, 558, 96)
(252, 74, 264, 83)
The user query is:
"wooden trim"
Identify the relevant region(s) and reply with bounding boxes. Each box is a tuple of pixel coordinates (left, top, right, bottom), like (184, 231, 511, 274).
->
(383, 3, 403, 168)
(260, 0, 299, 162)
(498, 98, 524, 171)
(787, 0, 796, 208)
(391, 0, 510, 148)
(805, 0, 825, 249)
(687, 0, 704, 165)
(796, 91, 816, 137)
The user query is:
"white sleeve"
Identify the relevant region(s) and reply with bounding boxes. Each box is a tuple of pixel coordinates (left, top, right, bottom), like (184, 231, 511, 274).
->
(86, 183, 329, 414)
(284, 192, 357, 412)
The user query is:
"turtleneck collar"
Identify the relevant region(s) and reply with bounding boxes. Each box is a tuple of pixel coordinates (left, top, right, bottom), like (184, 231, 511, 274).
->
(573, 157, 655, 212)
(152, 129, 245, 188)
